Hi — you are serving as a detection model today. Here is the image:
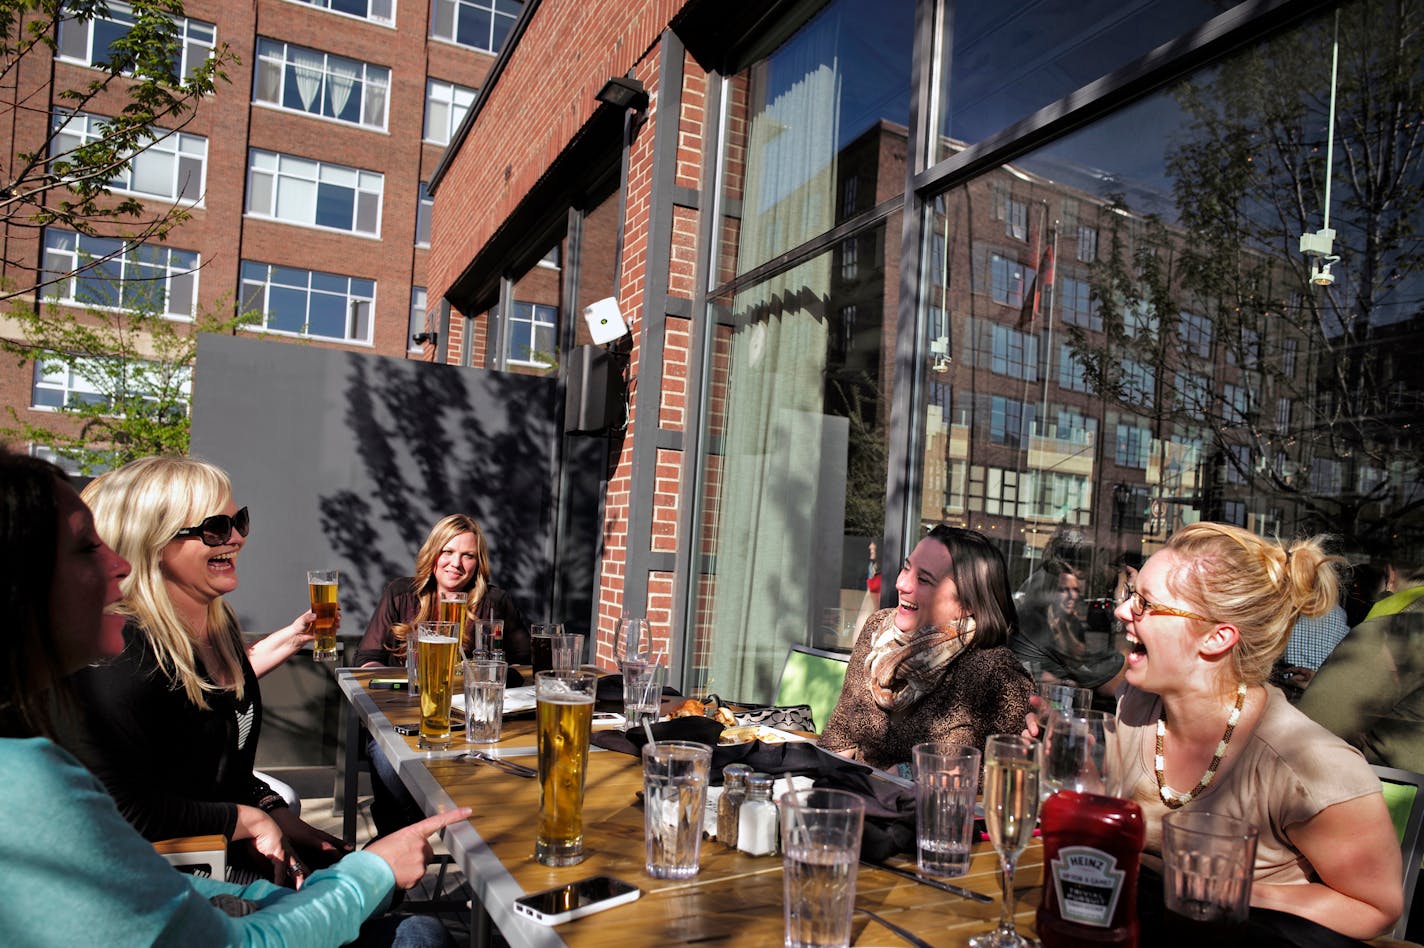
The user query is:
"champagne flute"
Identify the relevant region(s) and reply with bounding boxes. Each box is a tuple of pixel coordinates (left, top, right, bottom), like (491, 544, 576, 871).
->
(616, 616, 652, 665)
(970, 735, 1042, 948)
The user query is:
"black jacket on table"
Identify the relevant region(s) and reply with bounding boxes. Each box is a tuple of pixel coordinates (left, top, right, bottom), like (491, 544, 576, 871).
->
(353, 576, 531, 667)
(61, 619, 277, 841)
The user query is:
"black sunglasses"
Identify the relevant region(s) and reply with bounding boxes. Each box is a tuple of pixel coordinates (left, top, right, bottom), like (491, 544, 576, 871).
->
(173, 507, 250, 546)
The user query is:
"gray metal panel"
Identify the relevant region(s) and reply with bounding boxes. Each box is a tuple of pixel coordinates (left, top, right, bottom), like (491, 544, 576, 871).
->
(191, 333, 566, 764)
(622, 31, 687, 646)
(193, 333, 560, 637)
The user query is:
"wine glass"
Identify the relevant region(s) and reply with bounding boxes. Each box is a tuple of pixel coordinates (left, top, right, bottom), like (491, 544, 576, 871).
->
(1041, 709, 1111, 800)
(616, 616, 653, 666)
(970, 735, 1042, 948)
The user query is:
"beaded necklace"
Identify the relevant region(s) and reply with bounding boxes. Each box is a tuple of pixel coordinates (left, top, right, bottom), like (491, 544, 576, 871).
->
(1154, 681, 1248, 809)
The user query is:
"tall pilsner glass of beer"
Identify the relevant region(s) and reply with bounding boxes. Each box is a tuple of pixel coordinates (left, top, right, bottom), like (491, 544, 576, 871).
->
(438, 591, 467, 645)
(535, 669, 597, 865)
(417, 621, 459, 750)
(306, 570, 339, 662)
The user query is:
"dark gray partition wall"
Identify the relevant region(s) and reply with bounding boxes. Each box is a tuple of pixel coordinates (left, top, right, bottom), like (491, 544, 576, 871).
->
(191, 333, 594, 765)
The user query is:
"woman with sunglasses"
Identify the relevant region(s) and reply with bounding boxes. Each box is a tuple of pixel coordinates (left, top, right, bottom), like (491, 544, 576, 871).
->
(0, 451, 468, 945)
(1077, 523, 1401, 939)
(62, 456, 345, 884)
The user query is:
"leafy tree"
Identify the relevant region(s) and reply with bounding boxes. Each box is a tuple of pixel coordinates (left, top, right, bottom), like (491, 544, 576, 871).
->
(1064, 0, 1424, 554)
(2, 0, 233, 301)
(0, 296, 255, 472)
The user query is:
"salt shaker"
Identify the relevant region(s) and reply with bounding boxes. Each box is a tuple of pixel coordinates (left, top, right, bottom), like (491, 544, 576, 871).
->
(717, 764, 753, 849)
(737, 772, 778, 856)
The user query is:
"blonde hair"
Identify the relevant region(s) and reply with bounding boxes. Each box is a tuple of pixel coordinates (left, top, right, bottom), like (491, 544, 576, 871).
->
(1163, 522, 1343, 685)
(81, 456, 246, 708)
(388, 514, 491, 657)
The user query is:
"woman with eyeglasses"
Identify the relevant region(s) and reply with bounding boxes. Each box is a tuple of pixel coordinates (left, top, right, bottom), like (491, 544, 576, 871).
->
(1092, 523, 1400, 939)
(61, 456, 347, 885)
(0, 451, 468, 945)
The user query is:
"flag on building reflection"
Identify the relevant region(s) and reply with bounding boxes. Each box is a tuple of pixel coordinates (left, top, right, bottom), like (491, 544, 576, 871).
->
(1019, 232, 1055, 328)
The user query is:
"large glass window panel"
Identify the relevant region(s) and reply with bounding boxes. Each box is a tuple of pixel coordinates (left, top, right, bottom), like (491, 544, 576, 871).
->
(914, 0, 1423, 618)
(932, 0, 1220, 164)
(715, 0, 912, 281)
(689, 209, 895, 698)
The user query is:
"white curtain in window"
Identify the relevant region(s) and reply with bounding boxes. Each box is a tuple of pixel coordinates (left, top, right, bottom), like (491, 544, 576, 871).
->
(327, 58, 358, 118)
(704, 23, 842, 703)
(291, 48, 324, 112)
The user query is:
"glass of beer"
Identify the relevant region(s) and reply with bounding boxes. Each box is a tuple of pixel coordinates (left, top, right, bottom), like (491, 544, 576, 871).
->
(416, 620, 459, 750)
(438, 590, 468, 634)
(535, 669, 596, 865)
(306, 570, 339, 662)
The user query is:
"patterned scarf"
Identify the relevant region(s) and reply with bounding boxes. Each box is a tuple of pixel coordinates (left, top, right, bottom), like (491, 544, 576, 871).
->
(865, 615, 977, 712)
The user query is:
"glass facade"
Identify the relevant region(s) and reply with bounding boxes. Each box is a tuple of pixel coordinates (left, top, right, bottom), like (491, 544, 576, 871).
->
(686, 0, 1424, 701)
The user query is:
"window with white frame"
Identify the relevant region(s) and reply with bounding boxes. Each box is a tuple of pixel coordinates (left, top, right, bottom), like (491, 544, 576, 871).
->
(1115, 421, 1152, 468)
(43, 229, 198, 317)
(1076, 224, 1098, 262)
(989, 323, 1037, 380)
(416, 182, 433, 246)
(507, 300, 556, 365)
(840, 237, 858, 280)
(240, 261, 375, 343)
(989, 253, 1029, 307)
(1178, 310, 1213, 358)
(409, 286, 428, 351)
(51, 112, 207, 204)
(1275, 397, 1291, 430)
(57, 2, 215, 78)
(430, 0, 522, 52)
(254, 38, 389, 130)
(424, 78, 477, 144)
(285, 0, 395, 25)
(1120, 357, 1155, 408)
(1058, 275, 1100, 331)
(31, 354, 191, 414)
(247, 149, 383, 236)
(1058, 344, 1091, 393)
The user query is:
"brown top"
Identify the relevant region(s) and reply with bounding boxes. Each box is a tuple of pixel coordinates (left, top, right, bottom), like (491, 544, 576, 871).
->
(1116, 684, 1382, 883)
(819, 608, 1034, 770)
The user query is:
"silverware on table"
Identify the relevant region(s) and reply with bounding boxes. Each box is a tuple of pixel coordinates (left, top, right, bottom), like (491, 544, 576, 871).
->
(858, 907, 935, 948)
(861, 859, 995, 903)
(462, 750, 537, 778)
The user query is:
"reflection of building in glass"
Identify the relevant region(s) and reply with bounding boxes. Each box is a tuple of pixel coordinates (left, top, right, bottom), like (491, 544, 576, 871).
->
(429, 0, 1423, 703)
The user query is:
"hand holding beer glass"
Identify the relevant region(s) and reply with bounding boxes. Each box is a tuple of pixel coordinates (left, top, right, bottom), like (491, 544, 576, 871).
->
(306, 569, 339, 662)
(535, 669, 596, 865)
(417, 620, 460, 750)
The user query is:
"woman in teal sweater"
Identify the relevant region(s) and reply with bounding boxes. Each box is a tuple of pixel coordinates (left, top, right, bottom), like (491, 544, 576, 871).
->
(0, 452, 467, 946)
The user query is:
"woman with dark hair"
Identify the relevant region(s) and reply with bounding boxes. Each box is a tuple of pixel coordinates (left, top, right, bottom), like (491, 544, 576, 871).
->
(355, 514, 529, 836)
(354, 513, 529, 667)
(1013, 558, 1125, 693)
(0, 451, 467, 945)
(819, 525, 1033, 771)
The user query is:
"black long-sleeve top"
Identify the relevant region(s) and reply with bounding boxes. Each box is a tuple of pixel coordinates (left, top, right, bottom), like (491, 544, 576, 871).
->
(61, 619, 277, 841)
(353, 577, 531, 667)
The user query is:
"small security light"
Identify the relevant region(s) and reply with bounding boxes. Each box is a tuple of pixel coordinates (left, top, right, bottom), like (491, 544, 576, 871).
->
(595, 76, 648, 112)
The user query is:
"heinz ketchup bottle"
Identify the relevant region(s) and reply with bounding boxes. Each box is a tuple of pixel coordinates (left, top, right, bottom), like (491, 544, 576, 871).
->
(1036, 708, 1145, 947)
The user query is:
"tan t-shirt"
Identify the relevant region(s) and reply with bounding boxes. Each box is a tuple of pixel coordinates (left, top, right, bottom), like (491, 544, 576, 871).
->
(1116, 684, 1381, 884)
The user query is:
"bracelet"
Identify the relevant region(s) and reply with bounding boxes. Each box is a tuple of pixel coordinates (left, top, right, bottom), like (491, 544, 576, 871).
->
(256, 792, 289, 814)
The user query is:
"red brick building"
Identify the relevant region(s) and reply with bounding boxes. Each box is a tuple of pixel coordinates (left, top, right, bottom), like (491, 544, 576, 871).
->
(1, 0, 519, 460)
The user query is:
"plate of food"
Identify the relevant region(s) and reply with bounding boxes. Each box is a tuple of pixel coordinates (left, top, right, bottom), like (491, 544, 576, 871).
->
(716, 724, 810, 746)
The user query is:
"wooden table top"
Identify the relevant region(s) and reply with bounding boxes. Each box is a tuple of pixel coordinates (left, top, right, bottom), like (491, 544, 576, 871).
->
(338, 668, 1042, 947)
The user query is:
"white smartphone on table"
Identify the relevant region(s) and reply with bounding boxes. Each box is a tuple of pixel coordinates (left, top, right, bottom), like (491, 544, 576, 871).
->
(513, 875, 641, 925)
